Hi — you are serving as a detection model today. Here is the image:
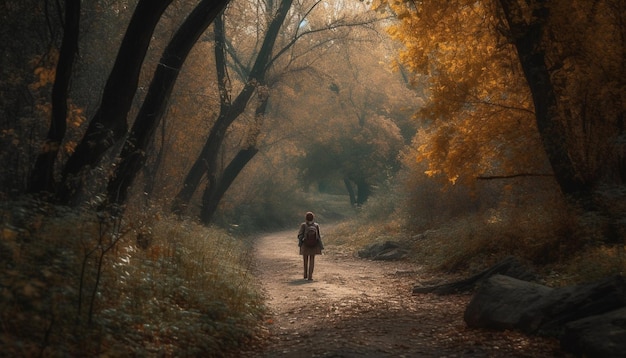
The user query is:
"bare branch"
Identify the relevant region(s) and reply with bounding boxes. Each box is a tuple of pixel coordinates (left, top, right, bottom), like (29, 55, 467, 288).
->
(477, 173, 553, 180)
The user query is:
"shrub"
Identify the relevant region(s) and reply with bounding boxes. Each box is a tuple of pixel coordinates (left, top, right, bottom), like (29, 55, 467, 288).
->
(0, 198, 264, 356)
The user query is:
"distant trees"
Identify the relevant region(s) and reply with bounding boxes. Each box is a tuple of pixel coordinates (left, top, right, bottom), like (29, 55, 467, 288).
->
(170, 0, 389, 223)
(299, 114, 404, 206)
(295, 40, 410, 206)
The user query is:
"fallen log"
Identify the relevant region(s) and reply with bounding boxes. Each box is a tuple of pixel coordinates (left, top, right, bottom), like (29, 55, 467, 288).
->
(412, 256, 535, 295)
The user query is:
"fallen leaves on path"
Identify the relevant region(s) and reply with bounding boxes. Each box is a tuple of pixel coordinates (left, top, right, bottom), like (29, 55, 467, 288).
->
(238, 231, 570, 358)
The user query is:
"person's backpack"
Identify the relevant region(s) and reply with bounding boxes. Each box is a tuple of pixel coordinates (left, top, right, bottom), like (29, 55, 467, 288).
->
(303, 224, 318, 247)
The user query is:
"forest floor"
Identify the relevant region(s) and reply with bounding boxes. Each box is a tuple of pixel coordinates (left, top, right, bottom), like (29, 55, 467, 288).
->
(239, 229, 572, 358)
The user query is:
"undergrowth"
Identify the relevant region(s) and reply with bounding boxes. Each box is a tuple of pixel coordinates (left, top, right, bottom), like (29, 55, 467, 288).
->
(0, 197, 265, 357)
(328, 193, 625, 287)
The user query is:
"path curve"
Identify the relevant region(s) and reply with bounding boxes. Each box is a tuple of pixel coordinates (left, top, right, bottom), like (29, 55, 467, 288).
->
(243, 229, 566, 357)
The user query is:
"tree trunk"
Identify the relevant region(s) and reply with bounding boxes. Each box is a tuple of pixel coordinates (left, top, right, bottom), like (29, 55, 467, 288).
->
(106, 0, 229, 206)
(57, 0, 172, 205)
(355, 178, 370, 205)
(198, 90, 268, 223)
(172, 0, 294, 219)
(498, 0, 590, 201)
(172, 12, 244, 216)
(199, 148, 259, 224)
(343, 177, 357, 206)
(28, 0, 80, 194)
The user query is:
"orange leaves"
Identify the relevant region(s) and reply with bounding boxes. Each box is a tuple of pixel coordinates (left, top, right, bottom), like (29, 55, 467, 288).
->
(29, 49, 59, 91)
(384, 1, 547, 187)
(31, 66, 56, 90)
(68, 103, 86, 128)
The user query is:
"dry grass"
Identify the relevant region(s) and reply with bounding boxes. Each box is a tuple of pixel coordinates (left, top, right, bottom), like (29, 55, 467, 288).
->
(0, 198, 265, 356)
(329, 193, 625, 287)
(405, 200, 622, 283)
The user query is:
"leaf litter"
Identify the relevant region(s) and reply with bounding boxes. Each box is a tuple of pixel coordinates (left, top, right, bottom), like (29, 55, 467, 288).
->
(238, 231, 571, 358)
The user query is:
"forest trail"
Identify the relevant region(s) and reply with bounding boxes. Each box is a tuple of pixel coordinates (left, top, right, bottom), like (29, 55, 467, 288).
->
(241, 229, 567, 358)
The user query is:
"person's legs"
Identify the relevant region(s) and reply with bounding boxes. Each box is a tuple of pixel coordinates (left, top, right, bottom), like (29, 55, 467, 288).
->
(303, 255, 309, 279)
(308, 254, 315, 280)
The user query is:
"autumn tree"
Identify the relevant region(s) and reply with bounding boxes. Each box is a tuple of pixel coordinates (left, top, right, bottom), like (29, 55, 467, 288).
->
(195, 29, 412, 230)
(294, 36, 410, 206)
(169, 0, 292, 223)
(0, 0, 231, 208)
(27, 0, 80, 194)
(106, 0, 228, 206)
(375, 0, 625, 207)
(172, 0, 386, 223)
(53, 0, 175, 204)
(371, 0, 548, 214)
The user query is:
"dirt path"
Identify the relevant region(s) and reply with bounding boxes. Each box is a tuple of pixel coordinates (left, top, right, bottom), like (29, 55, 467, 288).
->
(243, 229, 568, 357)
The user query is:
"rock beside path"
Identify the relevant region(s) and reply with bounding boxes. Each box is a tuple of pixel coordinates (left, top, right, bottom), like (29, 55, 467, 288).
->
(463, 275, 553, 330)
(412, 256, 535, 295)
(561, 307, 626, 358)
(463, 274, 626, 357)
(357, 241, 408, 261)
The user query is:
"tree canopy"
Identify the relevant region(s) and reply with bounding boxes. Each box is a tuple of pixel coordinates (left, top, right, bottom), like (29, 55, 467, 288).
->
(375, 0, 626, 204)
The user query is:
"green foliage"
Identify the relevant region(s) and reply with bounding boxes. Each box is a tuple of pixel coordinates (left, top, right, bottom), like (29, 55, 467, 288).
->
(0, 198, 264, 356)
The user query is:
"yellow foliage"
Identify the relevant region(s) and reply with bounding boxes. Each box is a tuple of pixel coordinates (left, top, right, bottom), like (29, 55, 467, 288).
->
(380, 0, 548, 187)
(379, 0, 626, 188)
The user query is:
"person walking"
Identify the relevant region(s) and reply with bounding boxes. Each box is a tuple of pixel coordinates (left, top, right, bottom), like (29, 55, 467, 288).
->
(297, 211, 324, 281)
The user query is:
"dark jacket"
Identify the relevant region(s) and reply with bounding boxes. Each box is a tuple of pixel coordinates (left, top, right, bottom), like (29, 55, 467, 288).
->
(298, 221, 323, 255)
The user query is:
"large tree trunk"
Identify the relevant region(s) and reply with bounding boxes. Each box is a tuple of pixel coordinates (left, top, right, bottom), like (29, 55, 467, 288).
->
(498, 0, 590, 201)
(28, 0, 80, 194)
(172, 0, 294, 219)
(57, 0, 172, 205)
(106, 0, 229, 206)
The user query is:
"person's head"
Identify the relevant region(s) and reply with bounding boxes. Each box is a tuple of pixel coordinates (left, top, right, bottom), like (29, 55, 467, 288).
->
(305, 211, 314, 223)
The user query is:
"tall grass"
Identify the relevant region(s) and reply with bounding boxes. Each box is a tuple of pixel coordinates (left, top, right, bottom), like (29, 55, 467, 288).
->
(0, 198, 264, 356)
(328, 184, 625, 287)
